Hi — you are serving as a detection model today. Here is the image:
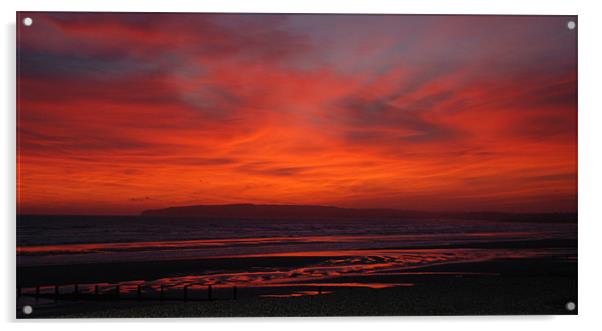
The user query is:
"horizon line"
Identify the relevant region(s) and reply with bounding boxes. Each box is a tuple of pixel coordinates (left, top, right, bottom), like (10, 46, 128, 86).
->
(17, 202, 578, 217)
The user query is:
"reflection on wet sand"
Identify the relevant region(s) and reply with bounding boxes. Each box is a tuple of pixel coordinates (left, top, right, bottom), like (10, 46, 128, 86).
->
(18, 247, 567, 297)
(261, 290, 333, 298)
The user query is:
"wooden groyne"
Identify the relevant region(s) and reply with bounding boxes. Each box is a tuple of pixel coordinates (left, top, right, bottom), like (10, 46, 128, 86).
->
(17, 283, 239, 302)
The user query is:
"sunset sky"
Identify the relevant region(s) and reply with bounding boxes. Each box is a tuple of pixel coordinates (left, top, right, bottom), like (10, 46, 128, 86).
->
(17, 13, 577, 215)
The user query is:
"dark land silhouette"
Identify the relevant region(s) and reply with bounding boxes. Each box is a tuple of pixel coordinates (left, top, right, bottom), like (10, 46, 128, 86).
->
(141, 203, 576, 223)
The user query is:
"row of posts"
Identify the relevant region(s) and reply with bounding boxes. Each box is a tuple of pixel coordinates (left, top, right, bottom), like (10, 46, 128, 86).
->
(18, 284, 237, 301)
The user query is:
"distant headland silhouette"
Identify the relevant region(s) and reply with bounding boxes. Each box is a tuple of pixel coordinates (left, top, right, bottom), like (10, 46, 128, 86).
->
(140, 203, 576, 223)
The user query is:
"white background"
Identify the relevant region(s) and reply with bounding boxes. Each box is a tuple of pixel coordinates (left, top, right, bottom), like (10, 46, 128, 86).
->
(1, 0, 600, 329)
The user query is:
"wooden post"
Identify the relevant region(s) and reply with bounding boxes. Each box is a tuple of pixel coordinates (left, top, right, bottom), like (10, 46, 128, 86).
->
(74, 284, 79, 295)
(208, 285, 212, 301)
(137, 285, 142, 300)
(160, 284, 164, 301)
(183, 286, 188, 301)
(54, 285, 59, 297)
(35, 285, 40, 299)
(318, 286, 322, 295)
(233, 286, 237, 300)
(115, 285, 120, 299)
(94, 285, 99, 296)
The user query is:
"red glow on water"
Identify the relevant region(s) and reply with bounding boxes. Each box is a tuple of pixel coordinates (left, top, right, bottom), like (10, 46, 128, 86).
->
(261, 290, 332, 298)
(16, 231, 544, 256)
(37, 247, 558, 294)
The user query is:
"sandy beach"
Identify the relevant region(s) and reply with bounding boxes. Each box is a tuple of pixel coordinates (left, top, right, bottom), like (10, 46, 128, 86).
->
(17, 236, 577, 318)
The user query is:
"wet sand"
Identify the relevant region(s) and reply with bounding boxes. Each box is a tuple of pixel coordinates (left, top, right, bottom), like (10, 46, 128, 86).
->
(70, 275, 574, 317)
(17, 254, 577, 317)
(17, 238, 576, 285)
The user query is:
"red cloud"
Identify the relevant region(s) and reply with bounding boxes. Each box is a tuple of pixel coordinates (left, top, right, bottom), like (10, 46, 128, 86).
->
(17, 13, 577, 215)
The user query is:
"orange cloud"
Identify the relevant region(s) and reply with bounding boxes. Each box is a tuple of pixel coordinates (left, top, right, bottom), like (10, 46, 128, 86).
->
(17, 13, 577, 214)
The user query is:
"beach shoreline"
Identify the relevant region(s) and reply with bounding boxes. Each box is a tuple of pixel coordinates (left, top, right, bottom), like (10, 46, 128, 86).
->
(17, 254, 577, 318)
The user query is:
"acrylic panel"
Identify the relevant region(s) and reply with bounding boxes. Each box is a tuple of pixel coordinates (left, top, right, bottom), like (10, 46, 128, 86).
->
(16, 12, 577, 318)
